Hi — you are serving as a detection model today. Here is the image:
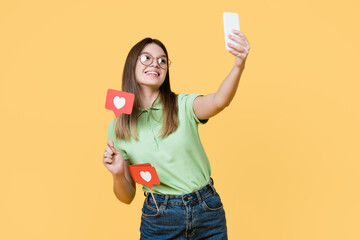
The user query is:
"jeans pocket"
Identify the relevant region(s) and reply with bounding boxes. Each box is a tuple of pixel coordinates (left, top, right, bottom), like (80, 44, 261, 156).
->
(142, 200, 162, 217)
(201, 192, 224, 212)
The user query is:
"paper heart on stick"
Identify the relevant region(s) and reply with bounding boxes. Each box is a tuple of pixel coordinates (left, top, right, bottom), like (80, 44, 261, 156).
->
(128, 163, 161, 212)
(128, 164, 160, 189)
(105, 89, 134, 117)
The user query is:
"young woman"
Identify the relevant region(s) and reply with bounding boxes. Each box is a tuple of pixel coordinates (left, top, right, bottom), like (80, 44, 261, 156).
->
(103, 30, 250, 239)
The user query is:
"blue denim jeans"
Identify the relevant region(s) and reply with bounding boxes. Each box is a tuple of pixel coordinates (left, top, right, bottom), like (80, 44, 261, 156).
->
(140, 177, 228, 239)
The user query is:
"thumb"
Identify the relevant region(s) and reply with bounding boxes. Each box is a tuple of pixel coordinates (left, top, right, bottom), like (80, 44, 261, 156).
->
(108, 140, 120, 155)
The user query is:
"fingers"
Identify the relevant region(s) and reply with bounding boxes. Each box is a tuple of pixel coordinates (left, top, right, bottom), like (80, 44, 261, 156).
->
(108, 140, 119, 154)
(103, 150, 113, 165)
(227, 42, 246, 53)
(227, 43, 248, 59)
(227, 30, 250, 59)
(103, 157, 112, 164)
(228, 35, 245, 48)
(228, 30, 250, 50)
(103, 144, 115, 164)
(104, 151, 112, 158)
(108, 140, 115, 152)
(103, 141, 120, 166)
(105, 146, 113, 155)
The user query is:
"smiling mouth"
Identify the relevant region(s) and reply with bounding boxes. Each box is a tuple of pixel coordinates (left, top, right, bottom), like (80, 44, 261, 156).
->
(145, 71, 160, 76)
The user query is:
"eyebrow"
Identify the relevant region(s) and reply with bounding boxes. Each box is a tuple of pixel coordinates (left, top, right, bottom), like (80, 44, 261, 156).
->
(140, 52, 167, 58)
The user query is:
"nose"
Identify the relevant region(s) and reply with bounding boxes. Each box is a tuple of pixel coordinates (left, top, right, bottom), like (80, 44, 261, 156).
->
(150, 58, 160, 68)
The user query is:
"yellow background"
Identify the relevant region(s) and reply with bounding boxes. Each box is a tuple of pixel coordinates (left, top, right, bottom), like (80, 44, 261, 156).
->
(1, 0, 359, 239)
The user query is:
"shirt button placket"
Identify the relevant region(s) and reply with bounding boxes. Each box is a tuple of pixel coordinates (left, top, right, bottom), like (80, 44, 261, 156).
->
(147, 109, 158, 151)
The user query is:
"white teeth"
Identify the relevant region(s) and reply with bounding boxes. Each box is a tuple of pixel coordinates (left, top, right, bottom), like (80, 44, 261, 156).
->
(146, 71, 159, 76)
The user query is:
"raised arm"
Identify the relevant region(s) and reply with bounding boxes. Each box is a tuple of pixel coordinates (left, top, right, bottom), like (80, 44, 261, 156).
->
(193, 30, 250, 120)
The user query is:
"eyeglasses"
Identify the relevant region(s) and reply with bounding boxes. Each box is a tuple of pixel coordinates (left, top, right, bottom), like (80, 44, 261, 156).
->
(138, 53, 171, 69)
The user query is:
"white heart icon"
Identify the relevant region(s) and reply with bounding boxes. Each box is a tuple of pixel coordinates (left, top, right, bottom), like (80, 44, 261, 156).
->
(113, 96, 126, 109)
(140, 171, 152, 182)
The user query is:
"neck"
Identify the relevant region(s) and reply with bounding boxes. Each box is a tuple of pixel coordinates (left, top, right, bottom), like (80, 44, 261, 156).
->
(139, 88, 160, 109)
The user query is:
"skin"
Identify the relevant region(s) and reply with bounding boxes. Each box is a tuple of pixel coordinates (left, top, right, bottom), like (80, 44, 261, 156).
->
(193, 29, 250, 119)
(134, 43, 167, 109)
(103, 30, 250, 204)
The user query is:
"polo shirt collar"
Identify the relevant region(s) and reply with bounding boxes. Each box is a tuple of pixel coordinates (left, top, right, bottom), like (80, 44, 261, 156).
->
(138, 94, 162, 115)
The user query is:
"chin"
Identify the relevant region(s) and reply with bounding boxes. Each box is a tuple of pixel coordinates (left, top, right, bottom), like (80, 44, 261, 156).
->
(138, 82, 162, 89)
(140, 78, 165, 85)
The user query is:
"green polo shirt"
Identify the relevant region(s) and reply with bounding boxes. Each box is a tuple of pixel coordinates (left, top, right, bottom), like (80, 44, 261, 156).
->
(107, 93, 211, 195)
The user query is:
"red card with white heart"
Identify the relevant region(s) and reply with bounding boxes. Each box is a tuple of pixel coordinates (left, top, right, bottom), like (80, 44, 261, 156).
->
(128, 164, 160, 189)
(131, 163, 151, 168)
(105, 89, 134, 117)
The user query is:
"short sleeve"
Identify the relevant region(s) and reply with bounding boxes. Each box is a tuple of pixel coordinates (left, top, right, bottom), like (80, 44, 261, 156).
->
(107, 119, 129, 160)
(180, 93, 209, 125)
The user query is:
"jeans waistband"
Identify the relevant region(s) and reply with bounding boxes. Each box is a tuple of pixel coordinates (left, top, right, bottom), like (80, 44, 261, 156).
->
(144, 177, 216, 206)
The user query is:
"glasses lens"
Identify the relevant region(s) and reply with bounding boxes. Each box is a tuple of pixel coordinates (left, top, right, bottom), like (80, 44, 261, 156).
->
(140, 54, 152, 65)
(139, 54, 169, 69)
(158, 57, 168, 69)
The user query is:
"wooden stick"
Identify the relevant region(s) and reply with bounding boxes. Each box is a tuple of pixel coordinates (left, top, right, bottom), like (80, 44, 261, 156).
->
(150, 189, 159, 212)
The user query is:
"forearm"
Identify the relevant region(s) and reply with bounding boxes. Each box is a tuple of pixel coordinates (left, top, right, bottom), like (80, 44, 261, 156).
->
(112, 174, 135, 204)
(214, 64, 245, 108)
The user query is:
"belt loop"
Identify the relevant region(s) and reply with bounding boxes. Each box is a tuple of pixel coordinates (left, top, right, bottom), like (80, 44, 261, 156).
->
(145, 192, 149, 204)
(195, 190, 202, 205)
(209, 177, 217, 195)
(162, 195, 169, 209)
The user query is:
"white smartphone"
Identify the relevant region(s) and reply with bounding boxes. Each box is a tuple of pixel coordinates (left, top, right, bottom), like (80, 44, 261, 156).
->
(223, 12, 240, 51)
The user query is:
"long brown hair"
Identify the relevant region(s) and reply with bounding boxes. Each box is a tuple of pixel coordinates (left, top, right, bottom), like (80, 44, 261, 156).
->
(115, 38, 178, 140)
